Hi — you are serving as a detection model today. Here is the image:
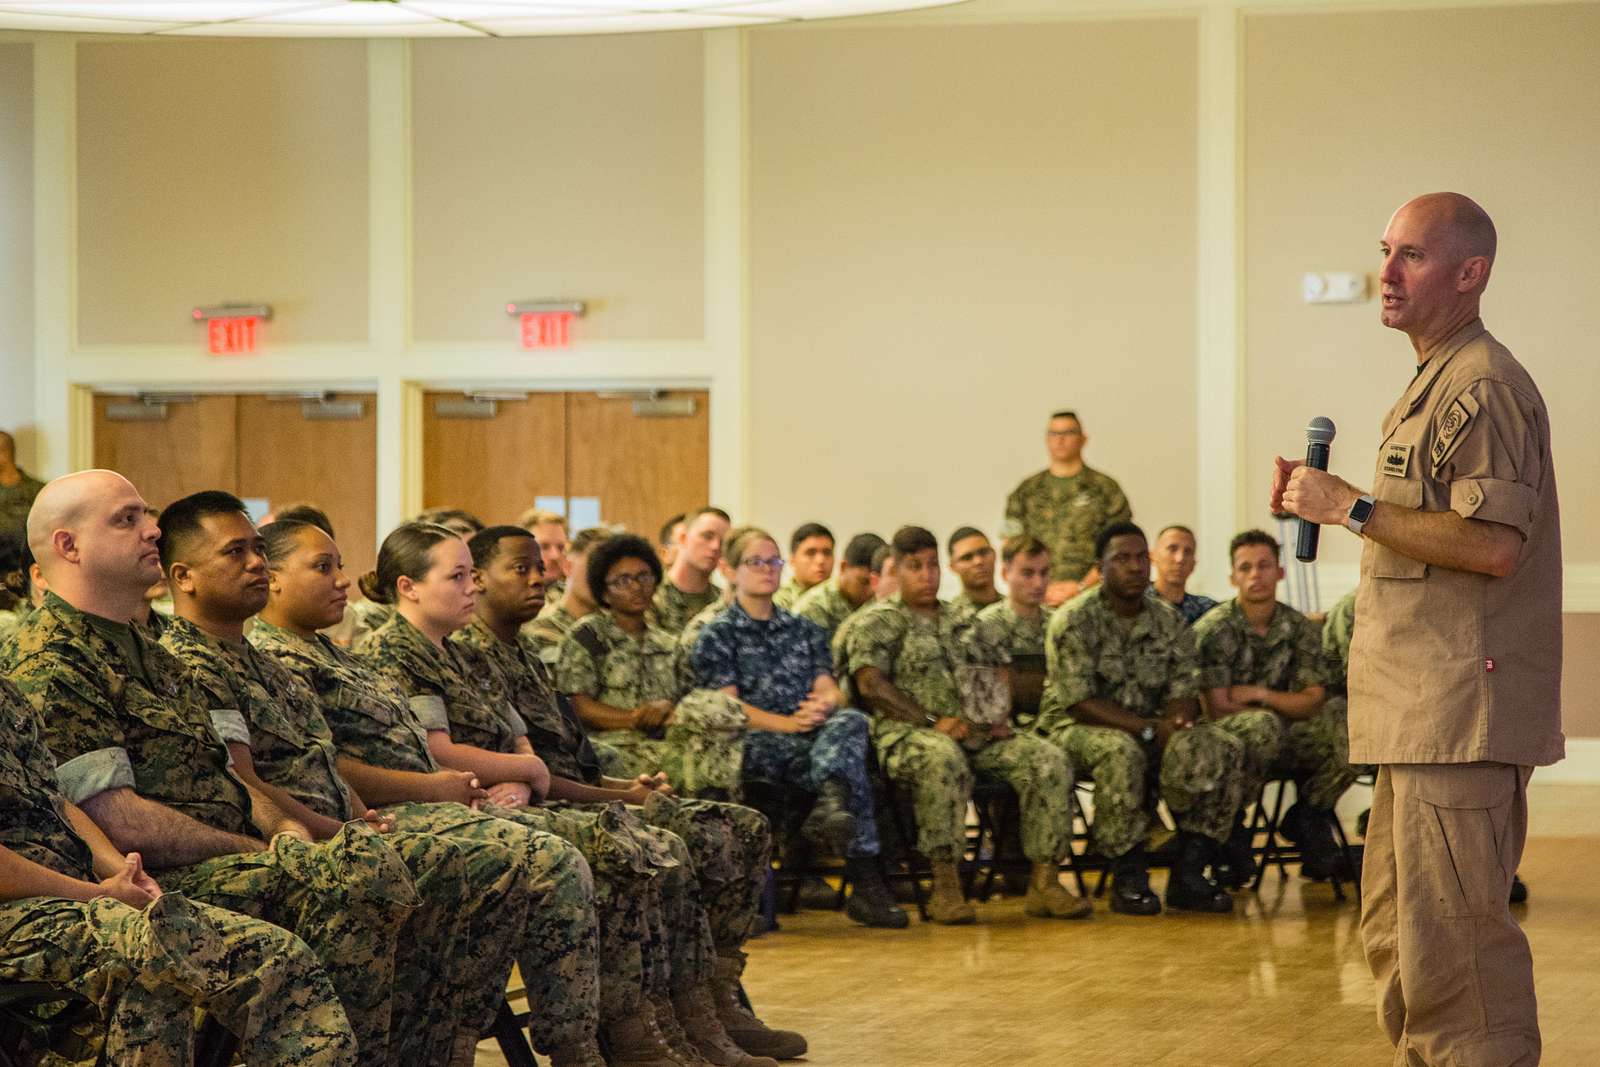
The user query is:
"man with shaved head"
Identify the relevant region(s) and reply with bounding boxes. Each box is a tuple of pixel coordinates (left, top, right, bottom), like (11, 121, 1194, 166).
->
(4, 470, 421, 1066)
(0, 429, 45, 548)
(1274, 193, 1560, 1064)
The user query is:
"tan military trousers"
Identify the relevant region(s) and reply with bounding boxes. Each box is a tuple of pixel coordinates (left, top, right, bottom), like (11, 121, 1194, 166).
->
(1361, 763, 1539, 1067)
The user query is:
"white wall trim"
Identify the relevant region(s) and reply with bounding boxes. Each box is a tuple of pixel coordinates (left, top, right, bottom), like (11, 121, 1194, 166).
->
(31, 37, 73, 481)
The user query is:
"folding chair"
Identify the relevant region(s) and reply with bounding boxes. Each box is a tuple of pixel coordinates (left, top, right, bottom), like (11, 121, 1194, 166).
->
(1246, 777, 1357, 902)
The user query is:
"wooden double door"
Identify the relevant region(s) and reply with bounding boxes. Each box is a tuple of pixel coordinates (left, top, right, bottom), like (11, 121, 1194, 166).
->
(92, 392, 379, 576)
(421, 389, 709, 539)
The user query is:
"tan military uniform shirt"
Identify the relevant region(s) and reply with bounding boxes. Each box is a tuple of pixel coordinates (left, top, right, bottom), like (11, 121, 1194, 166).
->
(1350, 319, 1563, 767)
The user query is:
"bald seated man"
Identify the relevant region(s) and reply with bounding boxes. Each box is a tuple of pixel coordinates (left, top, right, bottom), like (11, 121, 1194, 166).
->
(2, 471, 420, 1066)
(1276, 193, 1562, 1066)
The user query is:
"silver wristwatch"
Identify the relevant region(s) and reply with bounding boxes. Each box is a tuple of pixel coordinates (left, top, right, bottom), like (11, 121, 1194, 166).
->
(1347, 493, 1377, 536)
(1139, 724, 1156, 744)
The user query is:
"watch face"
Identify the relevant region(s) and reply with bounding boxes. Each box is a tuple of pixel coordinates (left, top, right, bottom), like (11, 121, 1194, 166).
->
(1351, 498, 1375, 523)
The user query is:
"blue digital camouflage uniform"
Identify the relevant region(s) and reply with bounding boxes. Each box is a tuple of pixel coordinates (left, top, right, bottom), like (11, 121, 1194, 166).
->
(0, 674, 356, 1067)
(553, 611, 748, 798)
(840, 596, 1074, 864)
(250, 618, 603, 1057)
(2, 595, 417, 1066)
(1193, 598, 1356, 812)
(161, 616, 536, 1060)
(690, 601, 880, 858)
(1038, 587, 1246, 859)
(1146, 585, 1218, 626)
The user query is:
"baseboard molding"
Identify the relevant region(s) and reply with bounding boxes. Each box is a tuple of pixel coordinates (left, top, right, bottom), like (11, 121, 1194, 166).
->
(1282, 562, 1600, 613)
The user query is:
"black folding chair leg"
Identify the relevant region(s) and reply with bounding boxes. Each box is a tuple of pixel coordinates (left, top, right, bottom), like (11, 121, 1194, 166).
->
(490, 999, 540, 1067)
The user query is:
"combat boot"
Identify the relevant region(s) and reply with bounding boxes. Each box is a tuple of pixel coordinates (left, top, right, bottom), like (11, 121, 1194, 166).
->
(449, 1032, 481, 1067)
(1214, 813, 1256, 889)
(1165, 831, 1235, 913)
(547, 1036, 609, 1067)
(650, 992, 716, 1067)
(1108, 846, 1161, 915)
(673, 985, 780, 1067)
(604, 1010, 683, 1067)
(801, 779, 856, 857)
(711, 956, 808, 1061)
(926, 860, 976, 925)
(844, 856, 909, 928)
(1023, 862, 1092, 919)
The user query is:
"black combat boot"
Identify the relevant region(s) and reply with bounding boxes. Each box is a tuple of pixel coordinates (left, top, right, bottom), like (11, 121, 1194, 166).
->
(1287, 805, 1350, 882)
(1109, 845, 1161, 916)
(1166, 832, 1235, 913)
(843, 856, 910, 928)
(1214, 813, 1256, 889)
(801, 780, 856, 857)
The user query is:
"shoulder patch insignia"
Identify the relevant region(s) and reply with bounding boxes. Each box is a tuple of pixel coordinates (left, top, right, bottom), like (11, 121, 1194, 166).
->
(1431, 393, 1479, 469)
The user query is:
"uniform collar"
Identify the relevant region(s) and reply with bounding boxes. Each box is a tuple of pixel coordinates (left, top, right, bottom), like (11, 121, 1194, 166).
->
(1390, 317, 1487, 431)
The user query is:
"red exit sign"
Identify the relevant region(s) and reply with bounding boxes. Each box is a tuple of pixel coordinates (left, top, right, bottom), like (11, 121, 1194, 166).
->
(207, 316, 259, 355)
(519, 311, 574, 350)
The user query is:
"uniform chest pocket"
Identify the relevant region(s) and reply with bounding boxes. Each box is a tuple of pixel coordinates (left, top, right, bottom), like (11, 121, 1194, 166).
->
(123, 681, 220, 754)
(1369, 478, 1427, 580)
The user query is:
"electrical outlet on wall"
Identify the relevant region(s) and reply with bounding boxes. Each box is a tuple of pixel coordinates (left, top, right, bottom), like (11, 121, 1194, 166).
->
(1302, 271, 1369, 304)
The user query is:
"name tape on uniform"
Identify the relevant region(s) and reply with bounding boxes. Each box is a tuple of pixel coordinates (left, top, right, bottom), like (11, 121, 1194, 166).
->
(1381, 443, 1413, 478)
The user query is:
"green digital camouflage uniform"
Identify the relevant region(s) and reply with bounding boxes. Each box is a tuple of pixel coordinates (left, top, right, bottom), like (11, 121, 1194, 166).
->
(2, 594, 419, 1066)
(966, 600, 1054, 729)
(1321, 590, 1356, 699)
(453, 617, 729, 998)
(650, 580, 722, 636)
(554, 611, 748, 798)
(546, 612, 771, 961)
(1038, 587, 1245, 859)
(792, 579, 860, 641)
(770, 577, 812, 612)
(523, 601, 583, 668)
(161, 617, 532, 1060)
(1194, 599, 1354, 811)
(1001, 467, 1132, 582)
(675, 599, 730, 693)
(249, 619, 603, 1056)
(0, 675, 356, 1067)
(0, 469, 45, 546)
(840, 596, 1074, 864)
(948, 589, 1002, 626)
(0, 607, 22, 647)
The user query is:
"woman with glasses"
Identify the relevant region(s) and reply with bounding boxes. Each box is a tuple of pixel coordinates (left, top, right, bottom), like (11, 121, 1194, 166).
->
(690, 527, 907, 929)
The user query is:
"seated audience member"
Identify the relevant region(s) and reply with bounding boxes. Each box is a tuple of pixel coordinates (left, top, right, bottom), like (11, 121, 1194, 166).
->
(0, 531, 24, 644)
(555, 534, 749, 800)
(417, 507, 484, 539)
(1037, 521, 1243, 916)
(526, 526, 613, 664)
(1148, 524, 1218, 625)
(794, 532, 883, 641)
(260, 504, 367, 648)
(156, 494, 545, 1066)
(773, 523, 834, 610)
(250, 520, 669, 1067)
(0, 429, 45, 547)
(826, 543, 898, 697)
(966, 536, 1054, 726)
(658, 513, 687, 570)
(691, 527, 906, 929)
(520, 508, 572, 600)
(1194, 530, 1352, 883)
(1321, 589, 1356, 700)
(0, 673, 358, 1066)
(842, 526, 1086, 924)
(654, 507, 731, 634)
(947, 527, 1002, 622)
(450, 526, 798, 1064)
(1, 470, 420, 1064)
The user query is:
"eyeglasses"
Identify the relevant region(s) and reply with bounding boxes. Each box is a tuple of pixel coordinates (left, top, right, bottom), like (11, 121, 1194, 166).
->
(740, 557, 785, 571)
(606, 572, 658, 591)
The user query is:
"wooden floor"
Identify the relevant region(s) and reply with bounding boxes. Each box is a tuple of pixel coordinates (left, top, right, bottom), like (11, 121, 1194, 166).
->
(474, 833, 1600, 1066)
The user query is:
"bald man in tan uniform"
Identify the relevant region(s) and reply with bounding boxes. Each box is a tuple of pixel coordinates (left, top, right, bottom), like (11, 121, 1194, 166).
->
(1274, 192, 1560, 1067)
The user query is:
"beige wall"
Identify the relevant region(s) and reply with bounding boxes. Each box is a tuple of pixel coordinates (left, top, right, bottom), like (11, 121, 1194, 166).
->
(76, 40, 370, 346)
(747, 18, 1200, 564)
(410, 35, 705, 344)
(1563, 614, 1600, 736)
(0, 43, 33, 460)
(1243, 3, 1600, 571)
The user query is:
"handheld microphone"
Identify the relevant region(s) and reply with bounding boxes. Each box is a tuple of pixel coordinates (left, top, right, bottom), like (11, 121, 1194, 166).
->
(1296, 417, 1337, 563)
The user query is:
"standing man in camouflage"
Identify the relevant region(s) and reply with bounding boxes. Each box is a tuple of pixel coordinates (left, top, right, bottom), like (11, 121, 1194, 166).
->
(793, 532, 883, 641)
(1193, 530, 1351, 885)
(841, 526, 1087, 924)
(0, 430, 45, 548)
(1002, 411, 1132, 607)
(946, 528, 1002, 622)
(1148, 525, 1217, 625)
(654, 507, 731, 635)
(0, 674, 358, 1067)
(1038, 521, 1241, 916)
(773, 522, 833, 610)
(3, 471, 418, 1065)
(966, 536, 1054, 728)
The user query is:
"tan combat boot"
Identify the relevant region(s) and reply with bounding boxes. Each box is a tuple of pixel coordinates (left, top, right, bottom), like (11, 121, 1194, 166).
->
(649, 992, 716, 1067)
(546, 1036, 609, 1067)
(604, 1011, 684, 1067)
(926, 860, 977, 925)
(448, 1032, 481, 1067)
(709, 956, 808, 1061)
(674, 984, 780, 1067)
(1023, 862, 1093, 919)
